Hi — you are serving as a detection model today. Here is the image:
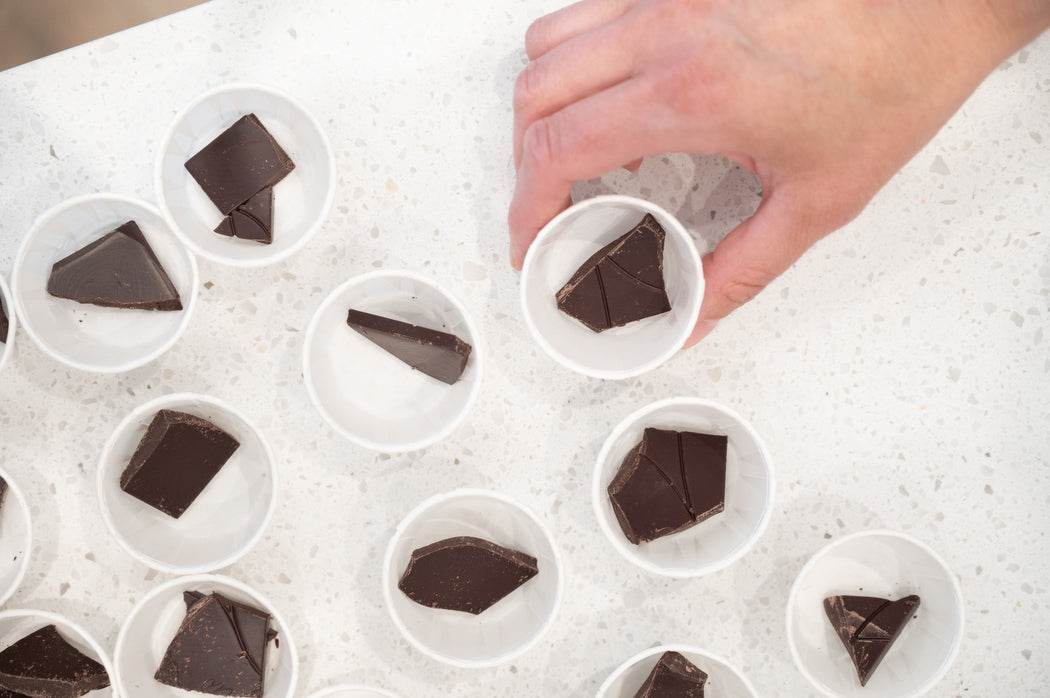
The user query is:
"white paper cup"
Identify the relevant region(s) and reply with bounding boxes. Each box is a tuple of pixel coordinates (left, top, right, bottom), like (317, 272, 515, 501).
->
(156, 83, 336, 267)
(521, 195, 703, 380)
(11, 194, 198, 373)
(597, 645, 758, 698)
(0, 467, 31, 607)
(115, 574, 297, 698)
(382, 489, 563, 668)
(303, 270, 483, 452)
(786, 530, 964, 698)
(307, 685, 400, 698)
(0, 610, 115, 697)
(592, 398, 774, 578)
(0, 274, 16, 375)
(97, 393, 277, 574)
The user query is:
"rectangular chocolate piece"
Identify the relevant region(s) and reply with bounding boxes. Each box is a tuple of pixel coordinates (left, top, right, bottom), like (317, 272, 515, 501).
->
(633, 651, 708, 698)
(346, 308, 472, 385)
(0, 624, 110, 698)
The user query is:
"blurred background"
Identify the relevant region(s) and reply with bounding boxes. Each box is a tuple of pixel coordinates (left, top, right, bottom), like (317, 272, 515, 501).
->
(1, 0, 207, 72)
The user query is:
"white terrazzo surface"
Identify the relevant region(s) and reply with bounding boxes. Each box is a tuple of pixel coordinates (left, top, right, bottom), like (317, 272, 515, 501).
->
(0, 1, 1048, 696)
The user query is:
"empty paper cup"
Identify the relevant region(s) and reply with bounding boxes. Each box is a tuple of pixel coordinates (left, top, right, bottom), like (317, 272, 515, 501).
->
(11, 194, 199, 373)
(307, 686, 400, 698)
(382, 489, 563, 668)
(303, 270, 483, 452)
(97, 393, 277, 574)
(0, 273, 17, 374)
(786, 530, 964, 698)
(521, 195, 703, 380)
(597, 645, 757, 698)
(0, 467, 31, 607)
(115, 574, 298, 698)
(156, 83, 336, 266)
(0, 610, 115, 697)
(592, 397, 774, 577)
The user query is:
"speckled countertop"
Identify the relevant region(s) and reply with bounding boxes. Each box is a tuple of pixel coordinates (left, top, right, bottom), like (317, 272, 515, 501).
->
(0, 1, 1047, 696)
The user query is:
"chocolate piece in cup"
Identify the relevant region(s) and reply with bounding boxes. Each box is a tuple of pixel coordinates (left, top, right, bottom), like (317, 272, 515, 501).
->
(346, 308, 472, 385)
(0, 297, 8, 344)
(824, 594, 921, 687)
(0, 624, 110, 697)
(632, 651, 708, 698)
(214, 186, 275, 245)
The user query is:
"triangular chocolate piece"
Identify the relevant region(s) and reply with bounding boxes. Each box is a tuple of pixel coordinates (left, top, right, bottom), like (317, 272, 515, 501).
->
(47, 221, 183, 311)
(556, 213, 671, 332)
(213, 187, 274, 244)
(346, 308, 472, 385)
(398, 536, 539, 615)
(824, 594, 921, 686)
(0, 624, 110, 697)
(155, 592, 274, 697)
(632, 651, 708, 698)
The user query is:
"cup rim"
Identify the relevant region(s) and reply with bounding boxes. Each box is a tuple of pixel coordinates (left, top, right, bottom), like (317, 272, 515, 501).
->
(96, 392, 279, 575)
(520, 194, 703, 380)
(114, 573, 299, 698)
(302, 269, 484, 452)
(0, 466, 32, 608)
(380, 488, 564, 668)
(591, 397, 775, 578)
(595, 643, 758, 698)
(305, 685, 399, 698)
(0, 273, 18, 375)
(155, 81, 336, 268)
(785, 529, 966, 698)
(11, 192, 200, 373)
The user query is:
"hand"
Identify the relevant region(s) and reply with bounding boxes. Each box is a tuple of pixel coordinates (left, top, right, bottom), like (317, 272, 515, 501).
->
(509, 0, 1050, 346)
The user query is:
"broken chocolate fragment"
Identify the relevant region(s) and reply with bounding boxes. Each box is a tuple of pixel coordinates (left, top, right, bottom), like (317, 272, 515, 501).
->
(0, 624, 110, 698)
(155, 591, 275, 697)
(0, 297, 8, 344)
(398, 536, 539, 615)
(632, 651, 708, 698)
(47, 221, 183, 311)
(556, 213, 671, 332)
(0, 477, 7, 512)
(185, 113, 295, 215)
(120, 409, 240, 519)
(824, 594, 921, 687)
(608, 428, 727, 545)
(213, 186, 274, 244)
(346, 308, 472, 385)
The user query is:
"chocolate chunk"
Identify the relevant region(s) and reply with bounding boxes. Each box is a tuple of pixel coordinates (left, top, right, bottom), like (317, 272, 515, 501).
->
(213, 187, 274, 244)
(346, 308, 472, 385)
(608, 428, 727, 545)
(0, 477, 7, 511)
(0, 297, 8, 344)
(556, 213, 671, 332)
(0, 624, 110, 698)
(155, 592, 275, 697)
(824, 594, 921, 686)
(120, 409, 240, 519)
(46, 221, 183, 311)
(632, 651, 708, 698)
(185, 114, 294, 215)
(398, 536, 539, 615)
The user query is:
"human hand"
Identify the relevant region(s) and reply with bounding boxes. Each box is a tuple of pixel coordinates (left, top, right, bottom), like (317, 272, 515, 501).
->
(509, 0, 1050, 346)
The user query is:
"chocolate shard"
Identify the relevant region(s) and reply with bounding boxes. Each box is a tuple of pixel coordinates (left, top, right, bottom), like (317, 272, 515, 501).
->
(0, 297, 8, 344)
(398, 536, 539, 615)
(46, 221, 183, 311)
(185, 113, 294, 215)
(556, 213, 671, 332)
(632, 651, 708, 698)
(824, 594, 921, 687)
(155, 592, 275, 698)
(346, 308, 472, 385)
(120, 409, 240, 519)
(608, 428, 727, 545)
(213, 187, 274, 245)
(0, 477, 7, 512)
(0, 624, 110, 698)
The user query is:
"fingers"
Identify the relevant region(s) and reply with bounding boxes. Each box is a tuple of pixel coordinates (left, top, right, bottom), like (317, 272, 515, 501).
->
(525, 0, 634, 60)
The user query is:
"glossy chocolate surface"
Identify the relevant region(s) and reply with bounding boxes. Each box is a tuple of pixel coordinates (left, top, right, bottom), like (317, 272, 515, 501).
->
(0, 624, 110, 698)
(346, 308, 472, 385)
(824, 594, 921, 686)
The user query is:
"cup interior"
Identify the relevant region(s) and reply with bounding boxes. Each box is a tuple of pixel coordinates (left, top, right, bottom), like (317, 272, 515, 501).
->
(592, 398, 773, 577)
(0, 610, 115, 698)
(12, 195, 197, 372)
(382, 490, 562, 667)
(597, 645, 757, 698)
(521, 196, 703, 379)
(157, 83, 335, 266)
(97, 393, 276, 573)
(0, 468, 32, 607)
(0, 274, 16, 373)
(307, 686, 399, 698)
(787, 531, 965, 698)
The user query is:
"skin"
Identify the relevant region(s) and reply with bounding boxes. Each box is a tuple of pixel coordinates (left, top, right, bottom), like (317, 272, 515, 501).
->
(508, 0, 1050, 346)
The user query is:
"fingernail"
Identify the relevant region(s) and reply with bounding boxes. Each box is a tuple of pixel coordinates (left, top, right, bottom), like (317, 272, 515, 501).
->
(682, 319, 719, 349)
(510, 248, 523, 271)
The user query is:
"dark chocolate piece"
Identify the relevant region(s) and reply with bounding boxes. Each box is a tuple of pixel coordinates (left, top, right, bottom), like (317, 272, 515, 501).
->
(0, 477, 7, 512)
(155, 592, 274, 697)
(0, 297, 8, 344)
(346, 308, 472, 385)
(608, 428, 727, 545)
(120, 409, 240, 519)
(185, 114, 294, 215)
(556, 213, 671, 332)
(213, 187, 274, 244)
(0, 624, 110, 698)
(46, 221, 183, 311)
(824, 594, 921, 686)
(398, 536, 539, 615)
(632, 651, 708, 698)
